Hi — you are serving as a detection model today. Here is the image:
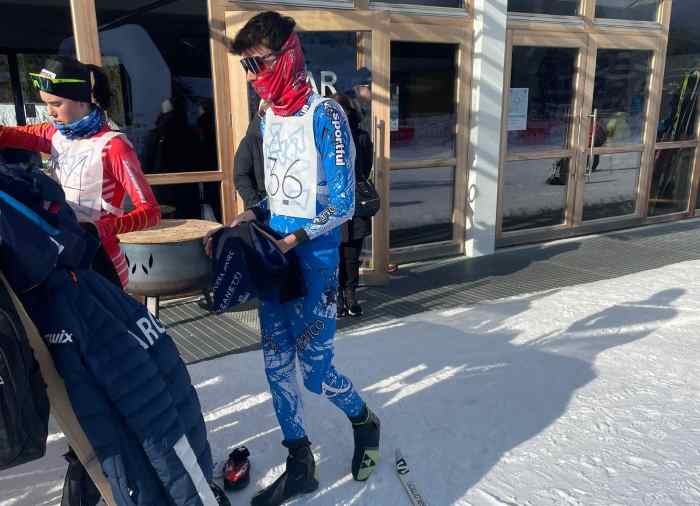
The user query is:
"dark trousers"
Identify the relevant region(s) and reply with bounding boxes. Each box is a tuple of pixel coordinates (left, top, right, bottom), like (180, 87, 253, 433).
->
(339, 239, 364, 291)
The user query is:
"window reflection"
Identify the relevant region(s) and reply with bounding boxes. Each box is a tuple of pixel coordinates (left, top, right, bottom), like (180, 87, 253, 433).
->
(0, 55, 16, 126)
(374, 0, 463, 7)
(582, 152, 641, 221)
(657, 0, 700, 142)
(595, 0, 660, 21)
(0, 0, 74, 166)
(94, 1, 218, 174)
(593, 49, 652, 146)
(507, 0, 579, 16)
(648, 149, 693, 216)
(391, 42, 457, 161)
(390, 167, 455, 248)
(502, 158, 569, 232)
(507, 46, 578, 153)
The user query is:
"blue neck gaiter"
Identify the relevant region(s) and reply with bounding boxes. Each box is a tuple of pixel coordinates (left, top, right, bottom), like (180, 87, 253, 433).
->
(55, 107, 105, 140)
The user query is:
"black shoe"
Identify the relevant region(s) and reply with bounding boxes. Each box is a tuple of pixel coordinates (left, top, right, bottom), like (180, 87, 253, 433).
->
(251, 437, 319, 506)
(224, 446, 251, 491)
(347, 303, 363, 317)
(344, 289, 363, 317)
(350, 406, 381, 481)
(210, 482, 231, 506)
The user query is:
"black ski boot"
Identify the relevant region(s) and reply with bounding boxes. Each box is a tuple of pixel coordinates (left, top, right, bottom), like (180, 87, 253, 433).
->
(345, 288, 363, 317)
(210, 482, 231, 506)
(350, 405, 380, 481)
(251, 437, 319, 506)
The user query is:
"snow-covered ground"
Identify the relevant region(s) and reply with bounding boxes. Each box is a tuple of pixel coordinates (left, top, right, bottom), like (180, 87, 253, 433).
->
(3, 258, 700, 505)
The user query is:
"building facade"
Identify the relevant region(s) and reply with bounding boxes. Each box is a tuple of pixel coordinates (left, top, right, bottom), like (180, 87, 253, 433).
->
(0, 0, 697, 284)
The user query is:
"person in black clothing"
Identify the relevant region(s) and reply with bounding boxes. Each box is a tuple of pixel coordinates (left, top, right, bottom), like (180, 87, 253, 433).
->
(333, 94, 372, 317)
(234, 101, 269, 209)
(143, 96, 201, 218)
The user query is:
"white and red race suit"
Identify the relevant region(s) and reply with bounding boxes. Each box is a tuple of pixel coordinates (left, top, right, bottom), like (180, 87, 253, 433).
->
(0, 123, 161, 288)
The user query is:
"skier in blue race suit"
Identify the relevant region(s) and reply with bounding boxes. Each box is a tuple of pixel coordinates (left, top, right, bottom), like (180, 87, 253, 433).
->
(205, 11, 381, 506)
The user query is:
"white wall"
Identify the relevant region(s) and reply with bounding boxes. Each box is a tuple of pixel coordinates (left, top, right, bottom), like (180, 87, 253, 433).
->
(466, 0, 508, 257)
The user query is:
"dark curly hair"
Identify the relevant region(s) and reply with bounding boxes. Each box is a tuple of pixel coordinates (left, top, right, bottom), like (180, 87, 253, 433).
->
(230, 11, 296, 55)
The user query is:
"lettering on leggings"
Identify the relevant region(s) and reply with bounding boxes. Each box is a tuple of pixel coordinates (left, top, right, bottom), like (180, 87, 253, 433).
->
(296, 319, 325, 353)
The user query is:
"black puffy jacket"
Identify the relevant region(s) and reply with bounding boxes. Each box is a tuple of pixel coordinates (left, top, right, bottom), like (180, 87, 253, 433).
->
(234, 115, 266, 209)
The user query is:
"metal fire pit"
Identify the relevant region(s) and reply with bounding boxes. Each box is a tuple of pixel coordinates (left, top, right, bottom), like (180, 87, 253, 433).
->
(119, 219, 221, 317)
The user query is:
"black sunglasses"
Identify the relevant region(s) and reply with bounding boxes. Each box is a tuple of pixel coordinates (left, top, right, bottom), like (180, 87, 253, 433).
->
(240, 51, 280, 74)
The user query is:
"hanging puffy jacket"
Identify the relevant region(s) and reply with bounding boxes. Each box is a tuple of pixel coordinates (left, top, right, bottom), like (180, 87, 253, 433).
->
(21, 270, 216, 506)
(0, 162, 217, 506)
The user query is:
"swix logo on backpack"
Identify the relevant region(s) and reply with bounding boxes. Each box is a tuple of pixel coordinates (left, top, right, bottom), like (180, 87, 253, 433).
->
(128, 311, 166, 350)
(44, 330, 74, 344)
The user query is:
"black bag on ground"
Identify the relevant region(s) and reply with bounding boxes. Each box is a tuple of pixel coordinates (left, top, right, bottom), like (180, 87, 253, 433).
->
(354, 176, 380, 218)
(0, 280, 49, 471)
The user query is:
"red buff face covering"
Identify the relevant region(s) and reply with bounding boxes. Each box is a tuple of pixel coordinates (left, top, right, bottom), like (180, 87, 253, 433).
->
(251, 33, 311, 117)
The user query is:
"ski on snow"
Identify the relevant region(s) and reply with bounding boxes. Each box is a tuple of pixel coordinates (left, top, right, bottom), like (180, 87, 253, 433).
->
(395, 449, 429, 506)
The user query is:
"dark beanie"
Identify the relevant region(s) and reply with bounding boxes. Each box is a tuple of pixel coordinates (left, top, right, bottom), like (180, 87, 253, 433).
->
(32, 56, 91, 103)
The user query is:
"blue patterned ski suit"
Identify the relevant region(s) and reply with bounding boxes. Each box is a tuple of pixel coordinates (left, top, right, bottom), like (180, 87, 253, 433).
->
(255, 93, 365, 442)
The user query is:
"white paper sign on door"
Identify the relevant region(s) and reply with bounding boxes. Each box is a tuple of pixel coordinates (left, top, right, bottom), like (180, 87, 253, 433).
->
(390, 85, 399, 132)
(508, 88, 529, 131)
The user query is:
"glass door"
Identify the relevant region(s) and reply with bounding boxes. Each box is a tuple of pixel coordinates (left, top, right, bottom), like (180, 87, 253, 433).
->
(572, 35, 659, 225)
(499, 32, 587, 236)
(387, 24, 471, 263)
(499, 31, 662, 242)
